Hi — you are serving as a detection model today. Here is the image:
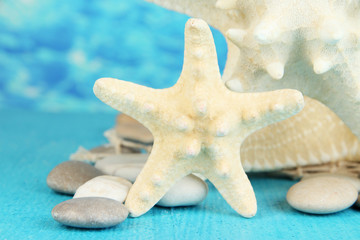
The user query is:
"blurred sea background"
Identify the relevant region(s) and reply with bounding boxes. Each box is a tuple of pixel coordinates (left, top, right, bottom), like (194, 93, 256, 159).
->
(0, 0, 227, 112)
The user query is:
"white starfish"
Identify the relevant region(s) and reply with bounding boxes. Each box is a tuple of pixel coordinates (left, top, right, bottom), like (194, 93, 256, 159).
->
(93, 19, 304, 217)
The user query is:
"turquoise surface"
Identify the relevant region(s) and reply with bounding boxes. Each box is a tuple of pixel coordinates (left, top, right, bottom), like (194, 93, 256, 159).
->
(0, 109, 359, 240)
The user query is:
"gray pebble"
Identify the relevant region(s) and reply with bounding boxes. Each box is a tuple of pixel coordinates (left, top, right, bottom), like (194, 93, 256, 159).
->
(47, 161, 103, 195)
(287, 176, 358, 214)
(52, 197, 128, 228)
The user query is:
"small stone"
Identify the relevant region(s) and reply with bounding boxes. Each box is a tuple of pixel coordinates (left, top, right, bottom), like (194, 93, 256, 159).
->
(287, 176, 358, 214)
(95, 154, 148, 182)
(116, 114, 154, 144)
(47, 161, 103, 195)
(52, 197, 128, 228)
(157, 174, 208, 207)
(301, 173, 360, 191)
(74, 176, 132, 202)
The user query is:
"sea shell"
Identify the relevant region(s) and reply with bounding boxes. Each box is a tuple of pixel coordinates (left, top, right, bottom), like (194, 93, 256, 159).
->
(241, 96, 360, 172)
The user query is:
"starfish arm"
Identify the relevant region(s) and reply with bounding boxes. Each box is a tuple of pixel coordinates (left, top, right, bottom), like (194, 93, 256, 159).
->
(176, 18, 223, 89)
(204, 149, 257, 218)
(93, 78, 163, 129)
(236, 89, 305, 129)
(125, 141, 191, 217)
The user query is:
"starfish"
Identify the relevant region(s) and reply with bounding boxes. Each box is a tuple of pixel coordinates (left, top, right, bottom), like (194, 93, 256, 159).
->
(93, 18, 304, 217)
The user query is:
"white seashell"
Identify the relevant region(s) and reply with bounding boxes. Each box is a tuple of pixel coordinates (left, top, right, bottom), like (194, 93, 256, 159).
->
(241, 96, 360, 171)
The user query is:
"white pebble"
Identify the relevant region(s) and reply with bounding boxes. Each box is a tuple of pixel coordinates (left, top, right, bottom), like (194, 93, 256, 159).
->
(157, 174, 208, 207)
(74, 176, 132, 203)
(287, 176, 358, 214)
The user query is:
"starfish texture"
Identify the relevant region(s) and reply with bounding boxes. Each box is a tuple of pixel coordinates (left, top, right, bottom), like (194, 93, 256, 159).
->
(93, 19, 304, 217)
(146, 0, 360, 139)
(111, 95, 360, 173)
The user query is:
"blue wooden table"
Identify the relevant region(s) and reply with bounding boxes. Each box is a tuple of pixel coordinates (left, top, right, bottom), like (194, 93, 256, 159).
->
(0, 109, 359, 239)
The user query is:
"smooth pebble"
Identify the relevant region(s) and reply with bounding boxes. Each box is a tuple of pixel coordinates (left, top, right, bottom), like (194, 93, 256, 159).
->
(52, 197, 128, 228)
(47, 161, 103, 195)
(157, 174, 208, 207)
(95, 154, 148, 182)
(74, 175, 132, 203)
(287, 176, 358, 214)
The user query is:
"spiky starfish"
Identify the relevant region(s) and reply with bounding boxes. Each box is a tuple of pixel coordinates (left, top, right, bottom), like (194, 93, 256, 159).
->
(93, 18, 304, 217)
(146, 0, 360, 140)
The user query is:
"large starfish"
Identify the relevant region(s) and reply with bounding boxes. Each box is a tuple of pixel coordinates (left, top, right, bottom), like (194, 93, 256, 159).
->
(93, 18, 304, 217)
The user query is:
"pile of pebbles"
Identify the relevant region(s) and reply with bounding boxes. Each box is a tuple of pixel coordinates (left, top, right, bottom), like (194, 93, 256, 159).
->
(48, 157, 208, 228)
(47, 114, 360, 229)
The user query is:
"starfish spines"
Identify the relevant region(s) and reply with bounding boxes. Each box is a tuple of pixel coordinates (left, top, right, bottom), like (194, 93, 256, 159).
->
(96, 19, 304, 217)
(184, 139, 202, 159)
(148, 0, 360, 139)
(215, 0, 237, 10)
(94, 77, 164, 130)
(205, 150, 257, 218)
(125, 143, 191, 217)
(181, 18, 222, 85)
(226, 89, 304, 131)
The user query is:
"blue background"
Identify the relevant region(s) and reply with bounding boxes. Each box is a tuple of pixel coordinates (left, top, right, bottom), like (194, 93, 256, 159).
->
(0, 0, 226, 112)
